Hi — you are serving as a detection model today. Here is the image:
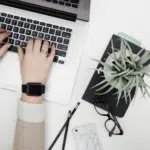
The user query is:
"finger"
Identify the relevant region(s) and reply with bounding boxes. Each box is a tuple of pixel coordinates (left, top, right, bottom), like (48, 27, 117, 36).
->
(26, 39, 34, 54)
(47, 45, 56, 62)
(18, 46, 24, 63)
(33, 38, 42, 54)
(41, 41, 49, 55)
(0, 32, 11, 42)
(0, 28, 6, 33)
(0, 43, 11, 57)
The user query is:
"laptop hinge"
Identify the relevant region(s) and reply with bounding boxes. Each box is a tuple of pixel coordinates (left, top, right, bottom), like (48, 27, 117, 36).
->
(0, 0, 77, 22)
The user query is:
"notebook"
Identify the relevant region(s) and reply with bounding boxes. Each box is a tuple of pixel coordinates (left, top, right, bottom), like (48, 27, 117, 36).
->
(82, 34, 147, 117)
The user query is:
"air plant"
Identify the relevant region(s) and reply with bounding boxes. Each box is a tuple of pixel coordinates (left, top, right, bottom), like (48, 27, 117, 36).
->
(92, 38, 150, 106)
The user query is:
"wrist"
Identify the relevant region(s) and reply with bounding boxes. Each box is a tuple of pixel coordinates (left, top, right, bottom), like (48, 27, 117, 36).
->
(21, 93, 43, 104)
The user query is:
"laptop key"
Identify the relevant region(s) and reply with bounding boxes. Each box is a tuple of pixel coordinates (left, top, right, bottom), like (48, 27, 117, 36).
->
(30, 24, 36, 30)
(37, 26, 42, 31)
(49, 29, 55, 34)
(44, 34, 50, 40)
(24, 23, 30, 28)
(8, 38, 14, 44)
(13, 33, 19, 39)
(27, 19, 33, 23)
(43, 27, 49, 33)
(57, 44, 68, 51)
(26, 30, 31, 35)
(7, 14, 13, 18)
(5, 18, 11, 24)
(18, 21, 24, 27)
(56, 50, 66, 57)
(1, 24, 6, 29)
(1, 13, 7, 17)
(11, 20, 17, 25)
(60, 27, 65, 31)
(40, 22, 46, 26)
(19, 28, 25, 34)
(58, 60, 64, 64)
(66, 28, 72, 32)
(0, 17, 5, 22)
(47, 23, 52, 27)
(33, 20, 39, 24)
(21, 17, 26, 21)
(14, 16, 20, 20)
(55, 30, 61, 36)
(57, 37, 63, 43)
(64, 39, 70, 45)
(65, 2, 71, 6)
(20, 35, 25, 40)
(52, 0, 58, 3)
(13, 27, 19, 33)
(7, 25, 13, 31)
(53, 56, 58, 62)
(8, 46, 18, 53)
(70, 0, 79, 4)
(59, 1, 65, 5)
(53, 25, 59, 29)
(62, 32, 71, 38)
(51, 36, 56, 41)
(15, 40, 21, 46)
(38, 33, 44, 39)
(21, 42, 27, 47)
(32, 31, 38, 37)
(72, 4, 78, 8)
(26, 36, 32, 41)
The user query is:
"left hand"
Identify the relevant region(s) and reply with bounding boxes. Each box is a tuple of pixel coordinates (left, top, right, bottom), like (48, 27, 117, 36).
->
(0, 28, 11, 57)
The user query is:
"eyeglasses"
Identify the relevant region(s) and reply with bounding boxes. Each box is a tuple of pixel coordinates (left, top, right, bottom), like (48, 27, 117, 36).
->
(93, 98, 124, 137)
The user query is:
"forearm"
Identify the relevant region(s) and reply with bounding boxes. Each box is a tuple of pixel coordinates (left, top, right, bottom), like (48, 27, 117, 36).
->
(13, 95, 45, 150)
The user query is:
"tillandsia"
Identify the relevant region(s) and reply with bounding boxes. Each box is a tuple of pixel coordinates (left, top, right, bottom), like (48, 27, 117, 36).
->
(92, 38, 150, 106)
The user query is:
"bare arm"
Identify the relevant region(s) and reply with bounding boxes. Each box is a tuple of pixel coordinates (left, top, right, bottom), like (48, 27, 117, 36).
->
(12, 39, 55, 150)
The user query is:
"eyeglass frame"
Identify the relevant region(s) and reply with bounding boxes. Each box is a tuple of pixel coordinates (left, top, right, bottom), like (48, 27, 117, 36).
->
(93, 98, 124, 137)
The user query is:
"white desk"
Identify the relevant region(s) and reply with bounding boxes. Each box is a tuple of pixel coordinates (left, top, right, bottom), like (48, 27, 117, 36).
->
(1, 0, 150, 149)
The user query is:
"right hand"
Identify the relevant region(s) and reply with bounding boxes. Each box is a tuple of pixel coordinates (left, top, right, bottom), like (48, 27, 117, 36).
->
(18, 39, 55, 103)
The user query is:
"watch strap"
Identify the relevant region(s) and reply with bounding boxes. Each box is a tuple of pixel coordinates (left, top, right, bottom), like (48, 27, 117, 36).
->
(22, 83, 45, 96)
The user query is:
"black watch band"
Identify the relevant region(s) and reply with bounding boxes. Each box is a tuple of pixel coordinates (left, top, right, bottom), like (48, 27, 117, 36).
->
(22, 83, 45, 96)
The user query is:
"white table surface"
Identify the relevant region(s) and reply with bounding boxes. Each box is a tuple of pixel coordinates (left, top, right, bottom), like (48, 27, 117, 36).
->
(1, 0, 150, 150)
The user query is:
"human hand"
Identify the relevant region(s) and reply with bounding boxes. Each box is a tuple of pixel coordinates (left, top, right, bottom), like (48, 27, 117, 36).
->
(0, 28, 11, 57)
(18, 39, 55, 103)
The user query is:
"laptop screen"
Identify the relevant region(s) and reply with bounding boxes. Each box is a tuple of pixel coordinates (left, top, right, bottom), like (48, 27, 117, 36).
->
(18, 0, 91, 21)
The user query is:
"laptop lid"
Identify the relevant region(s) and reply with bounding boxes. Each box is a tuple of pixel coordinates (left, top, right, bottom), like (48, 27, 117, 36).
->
(0, 0, 91, 22)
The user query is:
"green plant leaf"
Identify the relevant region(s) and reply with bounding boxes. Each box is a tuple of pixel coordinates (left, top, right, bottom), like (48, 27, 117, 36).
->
(124, 40, 135, 63)
(111, 38, 117, 60)
(122, 69, 134, 77)
(95, 79, 116, 92)
(136, 51, 150, 66)
(91, 58, 113, 71)
(134, 48, 145, 61)
(98, 78, 119, 95)
(108, 53, 123, 69)
(112, 68, 131, 77)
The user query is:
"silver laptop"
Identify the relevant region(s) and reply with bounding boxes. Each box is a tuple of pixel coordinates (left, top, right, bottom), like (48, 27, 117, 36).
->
(0, 0, 91, 104)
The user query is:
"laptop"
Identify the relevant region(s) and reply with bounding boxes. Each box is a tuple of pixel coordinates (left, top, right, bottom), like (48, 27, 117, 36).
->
(0, 0, 91, 104)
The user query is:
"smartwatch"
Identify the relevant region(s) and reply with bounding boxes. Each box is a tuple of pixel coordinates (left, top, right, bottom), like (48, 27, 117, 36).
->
(22, 83, 45, 96)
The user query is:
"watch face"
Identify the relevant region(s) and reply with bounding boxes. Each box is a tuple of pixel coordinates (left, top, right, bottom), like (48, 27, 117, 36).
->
(27, 83, 43, 96)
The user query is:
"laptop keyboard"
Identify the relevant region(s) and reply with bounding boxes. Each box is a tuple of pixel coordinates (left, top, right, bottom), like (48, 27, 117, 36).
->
(45, 0, 79, 8)
(0, 12, 73, 64)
